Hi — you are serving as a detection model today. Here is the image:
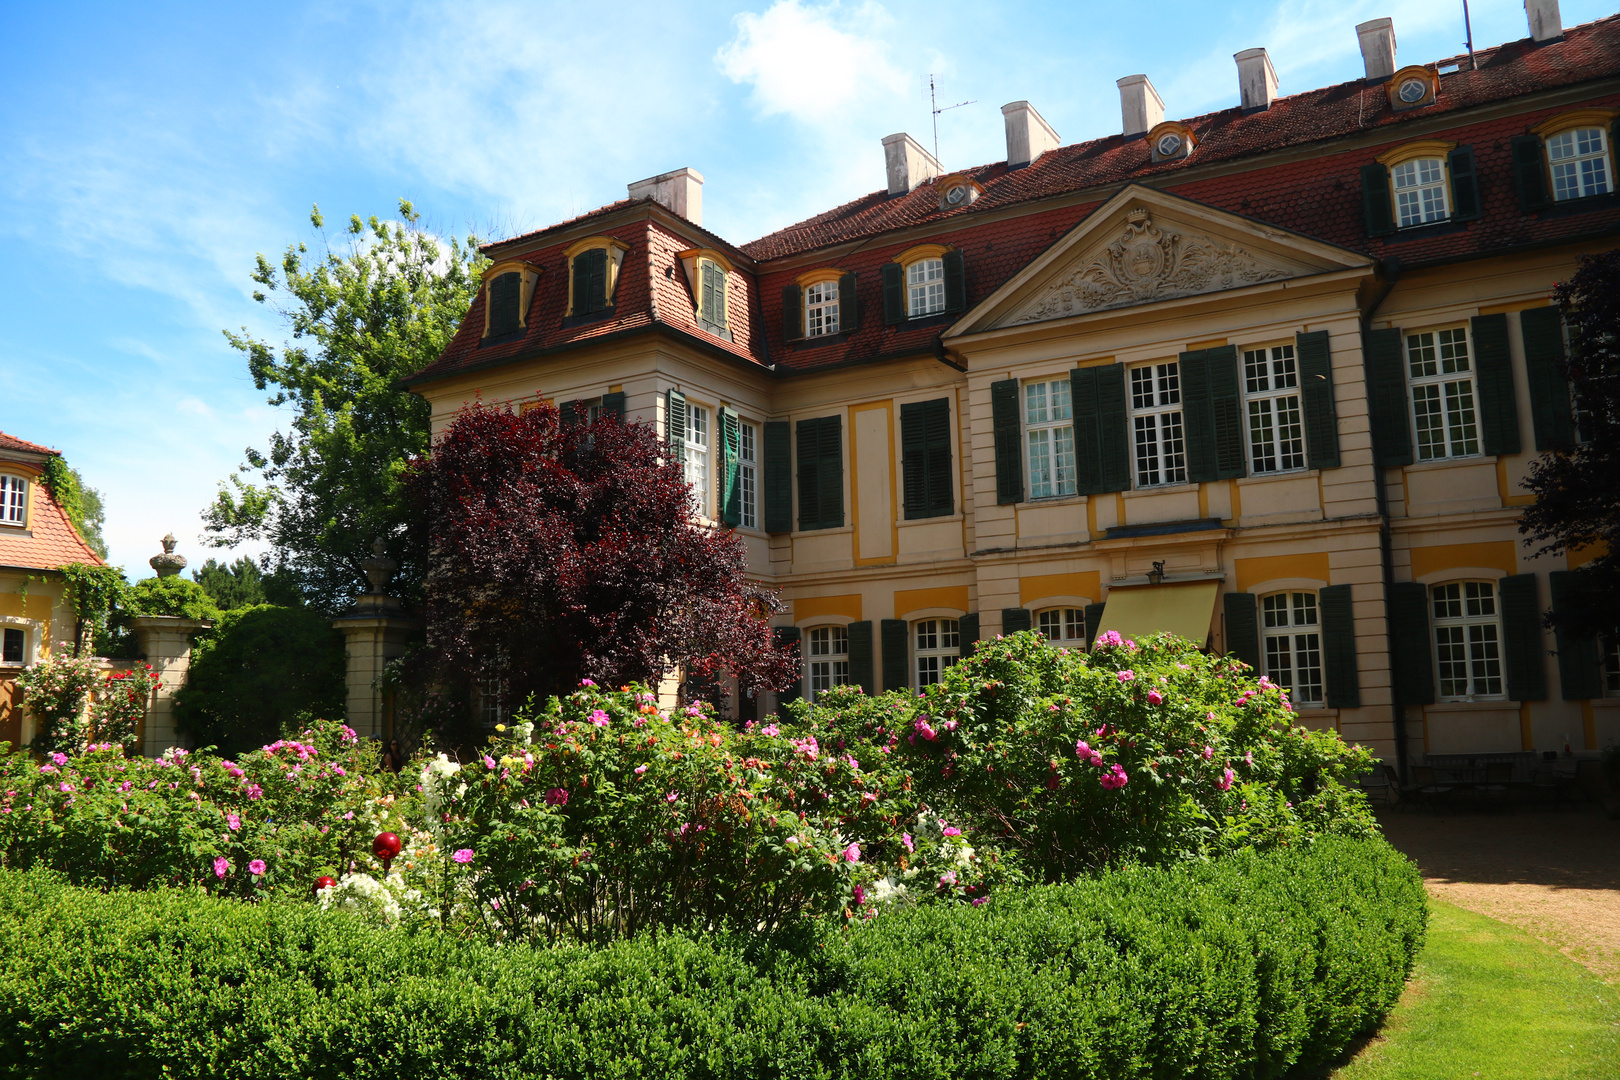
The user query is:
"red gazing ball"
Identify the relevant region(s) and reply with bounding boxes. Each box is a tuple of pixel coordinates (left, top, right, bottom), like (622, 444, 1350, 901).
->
(372, 832, 403, 860)
(315, 875, 338, 893)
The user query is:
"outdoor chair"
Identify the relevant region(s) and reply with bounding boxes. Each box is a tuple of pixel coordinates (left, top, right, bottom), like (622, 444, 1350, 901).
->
(1478, 761, 1514, 810)
(1380, 763, 1406, 810)
(1410, 766, 1453, 811)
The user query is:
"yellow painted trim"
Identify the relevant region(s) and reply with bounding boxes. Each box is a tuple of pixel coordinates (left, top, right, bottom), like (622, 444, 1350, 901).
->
(481, 261, 542, 335)
(1409, 541, 1517, 581)
(1228, 479, 1241, 522)
(1519, 703, 1534, 751)
(564, 238, 629, 317)
(676, 248, 736, 274)
(895, 585, 970, 619)
(1478, 299, 1552, 316)
(794, 267, 844, 287)
(850, 401, 898, 568)
(1375, 139, 1456, 169)
(1568, 541, 1608, 569)
(895, 243, 951, 266)
(1384, 66, 1439, 111)
(609, 384, 623, 393)
(1421, 707, 1430, 754)
(1234, 553, 1331, 593)
(1074, 355, 1116, 369)
(563, 236, 630, 260)
(1496, 459, 1535, 507)
(1018, 571, 1101, 608)
(794, 594, 863, 623)
(1147, 120, 1195, 146)
(1197, 484, 1209, 520)
(1184, 338, 1228, 351)
(0, 594, 52, 620)
(1114, 492, 1127, 527)
(481, 258, 540, 283)
(1532, 108, 1620, 137)
(1584, 700, 1598, 750)
(1085, 495, 1098, 537)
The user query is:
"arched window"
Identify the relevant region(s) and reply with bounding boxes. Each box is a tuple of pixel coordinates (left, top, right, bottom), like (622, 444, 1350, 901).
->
(0, 474, 27, 526)
(914, 618, 960, 687)
(565, 238, 629, 319)
(1432, 581, 1503, 699)
(1391, 157, 1449, 227)
(804, 278, 840, 336)
(1261, 592, 1323, 705)
(1547, 127, 1611, 201)
(805, 625, 849, 701)
(1036, 608, 1085, 646)
(906, 257, 946, 317)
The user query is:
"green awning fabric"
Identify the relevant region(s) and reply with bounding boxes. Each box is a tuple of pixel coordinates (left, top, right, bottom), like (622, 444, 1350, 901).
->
(1093, 581, 1220, 647)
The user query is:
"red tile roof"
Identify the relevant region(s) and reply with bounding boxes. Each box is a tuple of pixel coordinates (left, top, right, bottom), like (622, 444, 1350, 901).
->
(0, 432, 55, 456)
(0, 485, 103, 572)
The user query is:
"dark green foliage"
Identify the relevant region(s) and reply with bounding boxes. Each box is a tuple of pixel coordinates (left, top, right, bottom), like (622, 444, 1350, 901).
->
(0, 837, 1424, 1080)
(192, 557, 268, 611)
(39, 455, 107, 559)
(173, 605, 346, 753)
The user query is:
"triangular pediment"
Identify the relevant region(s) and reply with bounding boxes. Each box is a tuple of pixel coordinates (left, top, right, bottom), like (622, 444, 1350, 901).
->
(951, 185, 1373, 337)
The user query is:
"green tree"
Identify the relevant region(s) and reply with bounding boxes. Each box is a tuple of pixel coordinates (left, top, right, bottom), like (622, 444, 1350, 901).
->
(41, 456, 108, 560)
(172, 605, 348, 753)
(192, 557, 267, 611)
(204, 201, 484, 612)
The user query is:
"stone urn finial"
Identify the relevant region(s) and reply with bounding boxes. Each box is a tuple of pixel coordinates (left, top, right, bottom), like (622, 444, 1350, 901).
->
(360, 537, 398, 595)
(149, 533, 187, 578)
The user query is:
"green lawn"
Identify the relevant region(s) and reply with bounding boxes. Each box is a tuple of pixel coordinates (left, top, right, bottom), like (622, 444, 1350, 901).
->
(1327, 899, 1620, 1079)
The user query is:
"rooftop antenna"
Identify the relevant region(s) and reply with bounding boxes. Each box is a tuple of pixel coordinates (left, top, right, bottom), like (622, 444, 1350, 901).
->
(1462, 0, 1477, 69)
(929, 74, 975, 164)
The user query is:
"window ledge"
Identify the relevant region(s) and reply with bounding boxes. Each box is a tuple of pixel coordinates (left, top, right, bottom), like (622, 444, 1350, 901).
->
(560, 307, 617, 330)
(900, 511, 965, 525)
(1016, 494, 1087, 510)
(1427, 698, 1516, 712)
(1402, 455, 1489, 473)
(1535, 192, 1619, 218)
(898, 312, 955, 330)
(1236, 469, 1318, 487)
(788, 332, 853, 350)
(0, 527, 32, 537)
(1122, 481, 1198, 499)
(1383, 219, 1471, 243)
(791, 524, 854, 538)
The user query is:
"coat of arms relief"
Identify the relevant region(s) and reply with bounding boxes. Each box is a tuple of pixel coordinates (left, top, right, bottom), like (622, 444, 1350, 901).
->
(1006, 209, 1297, 325)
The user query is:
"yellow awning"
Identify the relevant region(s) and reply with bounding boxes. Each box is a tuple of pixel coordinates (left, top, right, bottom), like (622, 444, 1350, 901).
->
(1093, 581, 1220, 646)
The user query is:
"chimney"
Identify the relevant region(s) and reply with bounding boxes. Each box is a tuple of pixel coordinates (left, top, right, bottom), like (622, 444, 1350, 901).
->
(1356, 18, 1397, 80)
(1233, 48, 1279, 110)
(1001, 101, 1060, 167)
(882, 133, 943, 195)
(1525, 0, 1563, 42)
(627, 167, 704, 226)
(1117, 75, 1164, 138)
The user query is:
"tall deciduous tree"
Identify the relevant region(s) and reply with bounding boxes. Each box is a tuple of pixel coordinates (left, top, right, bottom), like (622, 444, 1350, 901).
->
(1520, 249, 1620, 641)
(408, 401, 797, 742)
(203, 201, 483, 611)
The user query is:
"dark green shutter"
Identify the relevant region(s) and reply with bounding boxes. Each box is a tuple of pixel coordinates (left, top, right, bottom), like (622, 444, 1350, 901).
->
(1549, 571, 1603, 700)
(991, 379, 1024, 504)
(900, 401, 925, 517)
(880, 619, 909, 692)
(1389, 582, 1435, 706)
(700, 262, 726, 329)
(575, 247, 608, 315)
(1521, 307, 1575, 451)
(797, 416, 843, 531)
(782, 284, 802, 341)
(763, 420, 791, 533)
(796, 418, 820, 531)
(1002, 608, 1032, 635)
(1182, 346, 1246, 482)
(1500, 574, 1546, 701)
(1511, 134, 1552, 211)
(848, 621, 875, 694)
(942, 249, 966, 313)
(1069, 367, 1102, 495)
(881, 262, 906, 325)
(720, 408, 741, 527)
(1224, 592, 1260, 669)
(1472, 313, 1520, 457)
(1448, 147, 1481, 221)
(665, 390, 686, 467)
(1083, 603, 1106, 648)
(1361, 163, 1395, 237)
(560, 399, 585, 428)
(838, 273, 858, 333)
(958, 613, 979, 658)
(901, 398, 953, 519)
(1364, 327, 1414, 466)
(600, 391, 626, 421)
(1320, 584, 1360, 709)
(488, 273, 521, 336)
(773, 626, 802, 704)
(1075, 363, 1132, 494)
(1296, 331, 1340, 469)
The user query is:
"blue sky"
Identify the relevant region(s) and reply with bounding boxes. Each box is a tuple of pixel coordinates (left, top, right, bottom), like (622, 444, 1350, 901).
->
(1, 0, 1612, 580)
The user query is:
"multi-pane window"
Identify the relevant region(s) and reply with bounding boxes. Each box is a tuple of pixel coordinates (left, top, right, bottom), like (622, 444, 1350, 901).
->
(739, 421, 758, 530)
(1036, 608, 1086, 646)
(0, 475, 26, 525)
(1432, 581, 1503, 699)
(1, 627, 24, 665)
(1547, 128, 1611, 202)
(1262, 592, 1323, 705)
(806, 626, 849, 701)
(478, 648, 510, 727)
(907, 258, 946, 317)
(1407, 328, 1479, 460)
(1603, 639, 1620, 696)
(1025, 378, 1076, 499)
(1130, 363, 1186, 486)
(1244, 344, 1305, 473)
(805, 280, 840, 336)
(1391, 158, 1449, 227)
(684, 405, 710, 515)
(914, 618, 960, 687)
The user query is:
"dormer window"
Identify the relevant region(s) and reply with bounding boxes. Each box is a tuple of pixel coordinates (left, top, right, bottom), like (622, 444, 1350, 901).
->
(805, 279, 839, 336)
(881, 244, 965, 324)
(934, 173, 984, 211)
(782, 270, 857, 343)
(1362, 140, 1480, 236)
(1513, 110, 1619, 211)
(564, 237, 629, 321)
(675, 248, 736, 340)
(0, 474, 26, 526)
(908, 258, 946, 316)
(1146, 121, 1196, 163)
(1385, 66, 1439, 112)
(1391, 158, 1448, 227)
(1548, 128, 1611, 201)
(480, 260, 540, 340)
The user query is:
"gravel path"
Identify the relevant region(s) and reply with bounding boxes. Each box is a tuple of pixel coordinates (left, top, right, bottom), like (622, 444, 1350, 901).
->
(1378, 806, 1620, 983)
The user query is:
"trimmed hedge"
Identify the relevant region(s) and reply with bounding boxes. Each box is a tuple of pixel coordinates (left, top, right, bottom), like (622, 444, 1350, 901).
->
(0, 836, 1424, 1079)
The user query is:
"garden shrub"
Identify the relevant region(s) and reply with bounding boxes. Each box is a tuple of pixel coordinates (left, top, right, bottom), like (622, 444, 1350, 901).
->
(0, 835, 1425, 1080)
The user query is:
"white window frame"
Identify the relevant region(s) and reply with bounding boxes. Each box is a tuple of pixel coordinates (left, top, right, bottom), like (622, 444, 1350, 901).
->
(1, 624, 30, 667)
(1036, 608, 1086, 646)
(1391, 157, 1450, 227)
(0, 474, 27, 526)
(805, 625, 849, 702)
(1242, 344, 1306, 474)
(1129, 362, 1187, 487)
(804, 279, 840, 337)
(739, 420, 758, 531)
(1547, 127, 1612, 202)
(1432, 581, 1504, 700)
(913, 618, 960, 688)
(1406, 327, 1480, 461)
(1261, 592, 1324, 706)
(1024, 378, 1076, 499)
(906, 258, 946, 318)
(684, 404, 710, 516)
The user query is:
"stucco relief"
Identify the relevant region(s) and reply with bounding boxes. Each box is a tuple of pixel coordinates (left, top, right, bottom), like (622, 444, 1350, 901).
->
(1005, 209, 1297, 324)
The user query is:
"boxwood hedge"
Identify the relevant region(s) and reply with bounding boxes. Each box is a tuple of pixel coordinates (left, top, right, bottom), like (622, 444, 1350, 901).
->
(0, 835, 1423, 1080)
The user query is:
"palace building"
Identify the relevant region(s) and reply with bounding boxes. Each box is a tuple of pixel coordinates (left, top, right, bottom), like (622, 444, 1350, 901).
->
(406, 2, 1620, 769)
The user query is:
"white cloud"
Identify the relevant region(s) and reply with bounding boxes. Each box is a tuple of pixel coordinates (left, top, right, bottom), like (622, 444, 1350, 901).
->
(715, 1, 910, 125)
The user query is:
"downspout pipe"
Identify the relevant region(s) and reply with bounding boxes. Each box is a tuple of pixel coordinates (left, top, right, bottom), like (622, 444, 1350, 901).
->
(1358, 256, 1409, 782)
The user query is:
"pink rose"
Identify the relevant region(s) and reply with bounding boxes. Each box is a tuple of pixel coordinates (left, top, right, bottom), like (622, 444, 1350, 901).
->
(1099, 764, 1130, 790)
(1218, 767, 1235, 791)
(453, 849, 475, 864)
(1117, 670, 1135, 683)
(589, 709, 611, 727)
(248, 859, 267, 876)
(545, 788, 569, 807)
(761, 724, 779, 737)
(1147, 690, 1163, 705)
(843, 843, 861, 863)
(226, 813, 240, 831)
(213, 857, 229, 879)
(942, 826, 962, 837)
(901, 833, 914, 852)
(634, 764, 648, 775)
